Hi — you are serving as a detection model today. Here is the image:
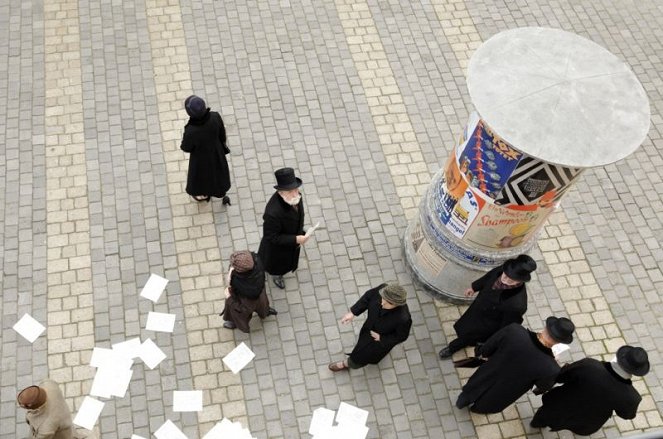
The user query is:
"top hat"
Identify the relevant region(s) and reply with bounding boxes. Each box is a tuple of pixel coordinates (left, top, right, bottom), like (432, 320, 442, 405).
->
(503, 254, 537, 282)
(617, 345, 650, 376)
(273, 167, 302, 190)
(184, 95, 207, 119)
(545, 316, 575, 344)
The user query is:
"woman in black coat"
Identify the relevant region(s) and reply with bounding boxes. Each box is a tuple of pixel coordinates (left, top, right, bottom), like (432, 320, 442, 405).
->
(328, 283, 412, 371)
(258, 168, 308, 289)
(530, 345, 648, 435)
(220, 251, 277, 333)
(439, 254, 537, 359)
(180, 95, 231, 204)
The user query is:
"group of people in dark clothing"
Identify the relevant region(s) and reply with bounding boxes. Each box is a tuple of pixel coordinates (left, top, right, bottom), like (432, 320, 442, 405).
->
(179, 95, 651, 436)
(439, 255, 651, 435)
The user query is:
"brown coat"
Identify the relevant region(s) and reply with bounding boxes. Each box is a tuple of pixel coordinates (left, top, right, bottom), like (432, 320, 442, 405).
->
(25, 379, 73, 439)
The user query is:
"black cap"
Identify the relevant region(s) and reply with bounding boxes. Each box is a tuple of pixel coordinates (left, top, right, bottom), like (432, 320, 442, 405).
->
(273, 167, 302, 190)
(184, 95, 207, 119)
(617, 345, 650, 376)
(503, 254, 537, 282)
(545, 316, 575, 344)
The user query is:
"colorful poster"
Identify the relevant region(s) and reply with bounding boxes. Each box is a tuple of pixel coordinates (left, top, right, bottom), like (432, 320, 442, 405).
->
(464, 202, 553, 249)
(411, 222, 448, 276)
(438, 152, 469, 224)
(455, 111, 481, 159)
(494, 156, 583, 207)
(445, 187, 485, 238)
(458, 119, 523, 199)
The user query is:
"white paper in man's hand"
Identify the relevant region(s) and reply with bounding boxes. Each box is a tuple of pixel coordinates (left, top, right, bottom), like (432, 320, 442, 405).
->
(154, 419, 189, 439)
(145, 312, 176, 333)
(138, 338, 167, 369)
(222, 342, 255, 374)
(335, 402, 369, 426)
(309, 407, 335, 435)
(73, 396, 104, 430)
(552, 343, 570, 358)
(13, 313, 46, 343)
(131, 435, 147, 439)
(305, 221, 321, 238)
(140, 273, 169, 303)
(173, 390, 203, 412)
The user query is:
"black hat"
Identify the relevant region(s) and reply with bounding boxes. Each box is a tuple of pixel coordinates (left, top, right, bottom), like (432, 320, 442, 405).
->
(273, 167, 302, 190)
(617, 345, 650, 376)
(503, 254, 537, 282)
(184, 95, 207, 119)
(545, 316, 575, 344)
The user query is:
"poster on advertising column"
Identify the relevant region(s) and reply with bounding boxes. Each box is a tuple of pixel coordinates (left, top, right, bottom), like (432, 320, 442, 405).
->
(445, 187, 485, 239)
(464, 202, 553, 249)
(458, 119, 523, 200)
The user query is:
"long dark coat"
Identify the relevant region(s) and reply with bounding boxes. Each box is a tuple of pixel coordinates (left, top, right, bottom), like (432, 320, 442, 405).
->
(533, 358, 641, 435)
(221, 253, 270, 333)
(462, 323, 559, 414)
(258, 192, 305, 275)
(180, 110, 231, 198)
(454, 266, 527, 343)
(348, 285, 412, 367)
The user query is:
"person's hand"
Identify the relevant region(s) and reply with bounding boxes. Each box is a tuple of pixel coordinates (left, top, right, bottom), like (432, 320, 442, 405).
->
(296, 234, 310, 245)
(370, 331, 380, 341)
(340, 312, 354, 324)
(224, 287, 231, 298)
(464, 288, 476, 297)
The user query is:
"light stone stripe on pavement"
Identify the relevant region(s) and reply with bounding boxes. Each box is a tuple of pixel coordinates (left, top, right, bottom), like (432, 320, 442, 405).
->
(143, 0, 248, 434)
(334, 0, 432, 220)
(428, 0, 663, 436)
(43, 0, 96, 417)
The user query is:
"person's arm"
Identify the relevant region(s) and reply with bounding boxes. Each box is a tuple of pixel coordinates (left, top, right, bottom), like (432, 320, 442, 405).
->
(379, 316, 412, 347)
(533, 372, 559, 394)
(217, 113, 227, 150)
(180, 127, 195, 153)
(475, 324, 507, 358)
(615, 394, 641, 420)
(350, 286, 381, 317)
(262, 212, 298, 247)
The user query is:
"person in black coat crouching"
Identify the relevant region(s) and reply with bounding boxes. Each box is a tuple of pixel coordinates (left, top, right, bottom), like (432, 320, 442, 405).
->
(456, 316, 575, 414)
(530, 345, 649, 435)
(439, 254, 537, 359)
(328, 283, 412, 372)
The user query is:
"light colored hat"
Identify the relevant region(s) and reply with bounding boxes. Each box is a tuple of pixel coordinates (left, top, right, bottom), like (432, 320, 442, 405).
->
(17, 386, 47, 410)
(380, 283, 407, 306)
(230, 251, 255, 273)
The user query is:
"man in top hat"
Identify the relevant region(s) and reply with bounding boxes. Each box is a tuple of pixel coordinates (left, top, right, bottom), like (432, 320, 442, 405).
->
(456, 316, 575, 414)
(439, 254, 537, 359)
(328, 283, 412, 371)
(530, 345, 650, 435)
(17, 378, 74, 439)
(258, 167, 308, 289)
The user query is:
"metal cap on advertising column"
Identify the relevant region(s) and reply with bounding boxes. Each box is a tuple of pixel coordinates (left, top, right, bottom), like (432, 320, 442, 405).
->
(404, 27, 650, 302)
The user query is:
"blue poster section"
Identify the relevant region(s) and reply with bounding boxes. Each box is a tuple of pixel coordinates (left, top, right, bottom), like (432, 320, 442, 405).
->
(458, 120, 523, 200)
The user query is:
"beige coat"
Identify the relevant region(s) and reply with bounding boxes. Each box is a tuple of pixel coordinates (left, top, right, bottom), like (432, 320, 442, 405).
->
(25, 379, 73, 439)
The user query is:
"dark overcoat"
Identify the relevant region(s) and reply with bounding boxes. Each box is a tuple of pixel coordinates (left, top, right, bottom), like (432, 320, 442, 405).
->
(180, 110, 231, 198)
(462, 323, 559, 414)
(348, 285, 412, 367)
(533, 358, 641, 435)
(454, 266, 527, 343)
(258, 192, 305, 275)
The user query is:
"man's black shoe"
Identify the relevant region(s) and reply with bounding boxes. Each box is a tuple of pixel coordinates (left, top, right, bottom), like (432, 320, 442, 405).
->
(439, 346, 452, 359)
(272, 275, 285, 289)
(267, 307, 278, 316)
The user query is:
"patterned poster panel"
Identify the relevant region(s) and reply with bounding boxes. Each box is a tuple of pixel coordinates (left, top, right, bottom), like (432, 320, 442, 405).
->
(445, 187, 485, 239)
(438, 151, 469, 224)
(464, 202, 553, 249)
(494, 156, 583, 207)
(455, 111, 481, 159)
(458, 119, 523, 199)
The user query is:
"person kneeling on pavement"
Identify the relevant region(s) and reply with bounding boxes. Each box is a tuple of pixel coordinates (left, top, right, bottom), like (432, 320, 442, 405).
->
(220, 250, 277, 333)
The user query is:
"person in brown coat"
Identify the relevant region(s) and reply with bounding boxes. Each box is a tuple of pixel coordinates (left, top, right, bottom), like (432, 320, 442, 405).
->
(17, 379, 73, 439)
(180, 95, 231, 205)
(220, 250, 277, 333)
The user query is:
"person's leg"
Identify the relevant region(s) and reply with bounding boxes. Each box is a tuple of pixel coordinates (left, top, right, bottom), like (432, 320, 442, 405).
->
(329, 356, 364, 372)
(439, 336, 471, 359)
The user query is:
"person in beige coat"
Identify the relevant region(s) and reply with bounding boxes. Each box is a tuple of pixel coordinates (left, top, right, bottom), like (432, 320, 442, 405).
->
(18, 379, 73, 439)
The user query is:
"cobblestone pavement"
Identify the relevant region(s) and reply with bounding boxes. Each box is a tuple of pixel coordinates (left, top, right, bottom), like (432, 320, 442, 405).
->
(1, 0, 662, 438)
